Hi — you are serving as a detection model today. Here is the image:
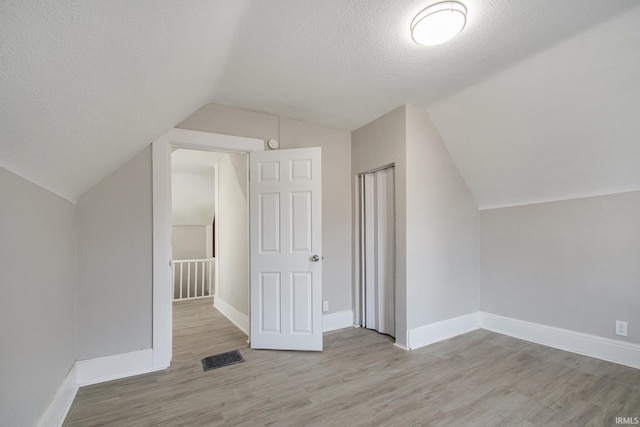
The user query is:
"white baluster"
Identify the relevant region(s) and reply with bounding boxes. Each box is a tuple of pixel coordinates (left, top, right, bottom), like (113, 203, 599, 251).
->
(171, 259, 219, 301)
(195, 261, 199, 297)
(179, 262, 184, 300)
(200, 261, 204, 297)
(187, 262, 191, 298)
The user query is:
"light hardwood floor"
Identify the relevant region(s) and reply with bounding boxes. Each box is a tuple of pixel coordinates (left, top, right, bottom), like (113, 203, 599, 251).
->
(64, 298, 640, 426)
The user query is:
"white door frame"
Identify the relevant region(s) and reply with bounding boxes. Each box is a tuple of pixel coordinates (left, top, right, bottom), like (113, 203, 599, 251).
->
(151, 128, 264, 369)
(213, 163, 220, 299)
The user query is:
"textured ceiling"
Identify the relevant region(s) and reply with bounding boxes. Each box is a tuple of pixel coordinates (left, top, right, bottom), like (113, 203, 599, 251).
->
(1, 0, 639, 205)
(0, 0, 251, 201)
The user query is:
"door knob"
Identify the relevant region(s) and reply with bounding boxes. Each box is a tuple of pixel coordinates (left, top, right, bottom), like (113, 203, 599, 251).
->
(311, 255, 320, 262)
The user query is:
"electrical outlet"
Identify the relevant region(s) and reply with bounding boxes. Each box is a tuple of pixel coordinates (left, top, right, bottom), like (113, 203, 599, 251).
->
(322, 300, 329, 313)
(615, 320, 628, 337)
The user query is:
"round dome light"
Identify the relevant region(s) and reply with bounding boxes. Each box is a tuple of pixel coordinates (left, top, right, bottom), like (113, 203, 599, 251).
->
(411, 1, 467, 46)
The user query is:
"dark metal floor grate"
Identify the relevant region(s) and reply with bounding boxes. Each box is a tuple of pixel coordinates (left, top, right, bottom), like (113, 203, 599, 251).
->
(201, 349, 245, 371)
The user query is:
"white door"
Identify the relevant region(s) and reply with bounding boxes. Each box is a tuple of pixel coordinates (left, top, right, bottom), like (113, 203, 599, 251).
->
(249, 147, 323, 351)
(359, 167, 395, 337)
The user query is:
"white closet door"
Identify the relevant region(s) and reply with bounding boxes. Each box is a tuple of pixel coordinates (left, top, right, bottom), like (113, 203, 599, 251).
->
(376, 168, 395, 336)
(363, 173, 377, 330)
(361, 167, 395, 337)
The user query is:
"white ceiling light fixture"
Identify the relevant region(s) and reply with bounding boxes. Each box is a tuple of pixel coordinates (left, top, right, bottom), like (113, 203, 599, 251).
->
(411, 1, 467, 46)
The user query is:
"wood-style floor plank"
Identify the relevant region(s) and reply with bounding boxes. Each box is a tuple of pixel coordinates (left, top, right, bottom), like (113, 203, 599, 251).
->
(64, 298, 640, 426)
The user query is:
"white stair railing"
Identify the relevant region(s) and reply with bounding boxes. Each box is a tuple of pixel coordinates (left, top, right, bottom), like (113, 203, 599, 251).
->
(171, 258, 215, 301)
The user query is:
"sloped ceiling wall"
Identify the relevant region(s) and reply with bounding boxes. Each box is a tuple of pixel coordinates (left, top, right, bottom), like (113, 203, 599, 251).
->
(0, 0, 252, 201)
(429, 6, 640, 209)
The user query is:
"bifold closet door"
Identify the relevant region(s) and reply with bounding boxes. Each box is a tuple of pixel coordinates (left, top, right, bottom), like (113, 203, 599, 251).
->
(360, 167, 395, 337)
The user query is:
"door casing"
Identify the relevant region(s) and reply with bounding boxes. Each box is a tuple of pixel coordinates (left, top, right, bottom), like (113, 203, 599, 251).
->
(152, 128, 264, 368)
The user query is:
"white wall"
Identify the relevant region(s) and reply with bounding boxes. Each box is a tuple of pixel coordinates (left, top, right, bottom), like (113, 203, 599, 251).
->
(217, 152, 249, 315)
(76, 147, 153, 359)
(351, 106, 408, 346)
(171, 171, 215, 226)
(480, 191, 640, 344)
(171, 148, 224, 226)
(405, 105, 479, 329)
(178, 103, 353, 316)
(0, 167, 77, 427)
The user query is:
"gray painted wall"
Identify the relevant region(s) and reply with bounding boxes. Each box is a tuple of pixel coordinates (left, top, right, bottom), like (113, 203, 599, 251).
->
(405, 105, 479, 328)
(480, 191, 640, 344)
(0, 167, 77, 427)
(352, 105, 479, 345)
(172, 225, 208, 260)
(179, 104, 353, 315)
(76, 147, 153, 359)
(351, 106, 408, 346)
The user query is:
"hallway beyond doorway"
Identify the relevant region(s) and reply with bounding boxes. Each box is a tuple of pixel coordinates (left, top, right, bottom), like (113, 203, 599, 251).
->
(172, 297, 248, 363)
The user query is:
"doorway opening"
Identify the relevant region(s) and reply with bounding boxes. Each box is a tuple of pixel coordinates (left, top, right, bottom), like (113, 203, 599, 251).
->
(153, 129, 324, 364)
(171, 149, 221, 303)
(152, 129, 264, 368)
(170, 147, 250, 359)
(356, 165, 396, 339)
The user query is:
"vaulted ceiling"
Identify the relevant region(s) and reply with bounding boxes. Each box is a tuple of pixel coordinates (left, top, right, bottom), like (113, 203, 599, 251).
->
(1, 0, 639, 207)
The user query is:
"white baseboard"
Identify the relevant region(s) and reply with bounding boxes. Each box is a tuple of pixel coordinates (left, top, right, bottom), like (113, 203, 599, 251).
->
(393, 342, 410, 351)
(406, 311, 640, 368)
(75, 349, 159, 386)
(480, 312, 640, 370)
(39, 349, 165, 426)
(36, 365, 78, 427)
(407, 312, 481, 350)
(214, 297, 249, 335)
(323, 310, 354, 332)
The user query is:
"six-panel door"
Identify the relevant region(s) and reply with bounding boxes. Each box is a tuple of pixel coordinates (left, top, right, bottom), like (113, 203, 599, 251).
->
(249, 147, 322, 351)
